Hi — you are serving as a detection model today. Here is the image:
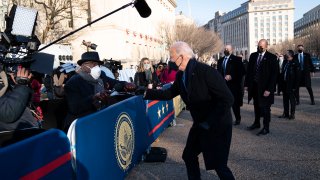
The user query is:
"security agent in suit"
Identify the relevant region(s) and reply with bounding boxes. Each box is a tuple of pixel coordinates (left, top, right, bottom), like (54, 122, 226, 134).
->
(279, 50, 300, 120)
(217, 45, 245, 125)
(143, 42, 235, 180)
(244, 39, 278, 136)
(294, 45, 315, 105)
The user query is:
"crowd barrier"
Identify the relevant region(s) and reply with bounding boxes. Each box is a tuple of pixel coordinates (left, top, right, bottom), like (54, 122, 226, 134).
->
(68, 94, 174, 179)
(0, 84, 175, 179)
(0, 129, 73, 179)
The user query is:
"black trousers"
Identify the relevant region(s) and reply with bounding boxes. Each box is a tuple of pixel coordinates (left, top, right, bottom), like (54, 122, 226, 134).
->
(232, 104, 241, 122)
(282, 84, 296, 116)
(252, 83, 271, 129)
(182, 127, 234, 180)
(295, 86, 314, 103)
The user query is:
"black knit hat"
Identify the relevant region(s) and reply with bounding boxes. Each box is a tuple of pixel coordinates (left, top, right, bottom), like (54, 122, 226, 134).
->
(77, 51, 103, 65)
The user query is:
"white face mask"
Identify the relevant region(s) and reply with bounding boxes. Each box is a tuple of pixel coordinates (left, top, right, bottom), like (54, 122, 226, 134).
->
(89, 65, 101, 80)
(143, 64, 151, 70)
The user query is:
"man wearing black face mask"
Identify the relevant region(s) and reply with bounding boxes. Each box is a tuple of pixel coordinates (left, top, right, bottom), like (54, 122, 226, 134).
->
(217, 45, 245, 125)
(244, 39, 278, 136)
(294, 45, 315, 105)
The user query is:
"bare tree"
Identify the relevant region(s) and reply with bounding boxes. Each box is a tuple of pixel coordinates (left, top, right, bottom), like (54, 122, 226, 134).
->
(176, 23, 223, 60)
(270, 39, 297, 55)
(159, 21, 223, 60)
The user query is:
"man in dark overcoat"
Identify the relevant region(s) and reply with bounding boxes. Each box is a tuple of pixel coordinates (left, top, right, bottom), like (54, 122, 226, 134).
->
(217, 45, 245, 125)
(244, 39, 278, 136)
(294, 44, 315, 105)
(144, 41, 235, 180)
(64, 52, 135, 132)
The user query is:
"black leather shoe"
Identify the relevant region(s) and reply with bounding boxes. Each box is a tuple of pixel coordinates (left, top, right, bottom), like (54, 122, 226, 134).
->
(257, 128, 269, 136)
(278, 114, 289, 118)
(311, 101, 315, 105)
(247, 124, 260, 130)
(234, 121, 240, 125)
(289, 114, 295, 120)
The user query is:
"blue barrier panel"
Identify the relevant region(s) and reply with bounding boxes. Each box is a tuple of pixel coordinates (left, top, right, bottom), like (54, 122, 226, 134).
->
(0, 129, 73, 180)
(73, 93, 174, 179)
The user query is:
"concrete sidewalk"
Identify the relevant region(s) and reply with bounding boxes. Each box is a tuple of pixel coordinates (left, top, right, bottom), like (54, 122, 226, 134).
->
(126, 76, 320, 180)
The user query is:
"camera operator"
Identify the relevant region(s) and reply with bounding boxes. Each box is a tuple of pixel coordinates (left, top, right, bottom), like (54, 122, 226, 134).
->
(0, 65, 39, 132)
(63, 51, 136, 132)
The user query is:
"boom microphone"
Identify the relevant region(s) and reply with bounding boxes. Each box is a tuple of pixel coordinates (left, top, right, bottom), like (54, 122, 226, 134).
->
(134, 0, 152, 18)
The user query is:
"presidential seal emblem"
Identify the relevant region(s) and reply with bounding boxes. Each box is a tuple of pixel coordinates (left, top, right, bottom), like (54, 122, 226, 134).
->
(115, 113, 135, 171)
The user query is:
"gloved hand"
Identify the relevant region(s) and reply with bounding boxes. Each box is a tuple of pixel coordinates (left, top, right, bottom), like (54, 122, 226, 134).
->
(15, 66, 32, 85)
(93, 90, 111, 109)
(135, 86, 146, 96)
(124, 82, 137, 92)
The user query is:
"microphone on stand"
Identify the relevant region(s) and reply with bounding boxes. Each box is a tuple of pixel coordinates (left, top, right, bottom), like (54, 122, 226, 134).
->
(134, 0, 152, 18)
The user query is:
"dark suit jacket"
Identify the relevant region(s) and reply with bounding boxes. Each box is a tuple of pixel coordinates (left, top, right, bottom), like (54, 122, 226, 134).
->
(217, 54, 245, 106)
(145, 59, 234, 169)
(244, 51, 278, 106)
(294, 52, 314, 87)
(281, 59, 300, 93)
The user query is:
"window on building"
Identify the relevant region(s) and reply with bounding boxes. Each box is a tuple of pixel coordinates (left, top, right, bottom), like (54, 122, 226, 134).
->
(273, 39, 276, 45)
(273, 33, 276, 37)
(273, 16, 276, 21)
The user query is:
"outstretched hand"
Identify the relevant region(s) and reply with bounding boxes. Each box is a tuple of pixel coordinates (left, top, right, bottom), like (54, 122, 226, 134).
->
(135, 86, 146, 96)
(124, 82, 137, 92)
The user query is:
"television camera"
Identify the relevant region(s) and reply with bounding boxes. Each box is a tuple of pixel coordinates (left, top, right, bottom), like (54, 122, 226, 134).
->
(103, 58, 123, 73)
(0, 5, 55, 87)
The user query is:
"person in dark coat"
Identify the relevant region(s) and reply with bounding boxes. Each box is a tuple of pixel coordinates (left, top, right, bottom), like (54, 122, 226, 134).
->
(64, 52, 136, 132)
(143, 41, 235, 180)
(0, 66, 39, 132)
(294, 44, 315, 105)
(278, 50, 300, 120)
(134, 57, 160, 89)
(217, 45, 245, 125)
(244, 39, 278, 136)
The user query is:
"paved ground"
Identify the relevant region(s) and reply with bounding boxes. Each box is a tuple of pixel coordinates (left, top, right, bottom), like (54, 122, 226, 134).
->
(126, 73, 320, 180)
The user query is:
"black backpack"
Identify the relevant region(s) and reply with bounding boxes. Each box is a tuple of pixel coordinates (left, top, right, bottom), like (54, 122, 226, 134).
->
(144, 147, 167, 163)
